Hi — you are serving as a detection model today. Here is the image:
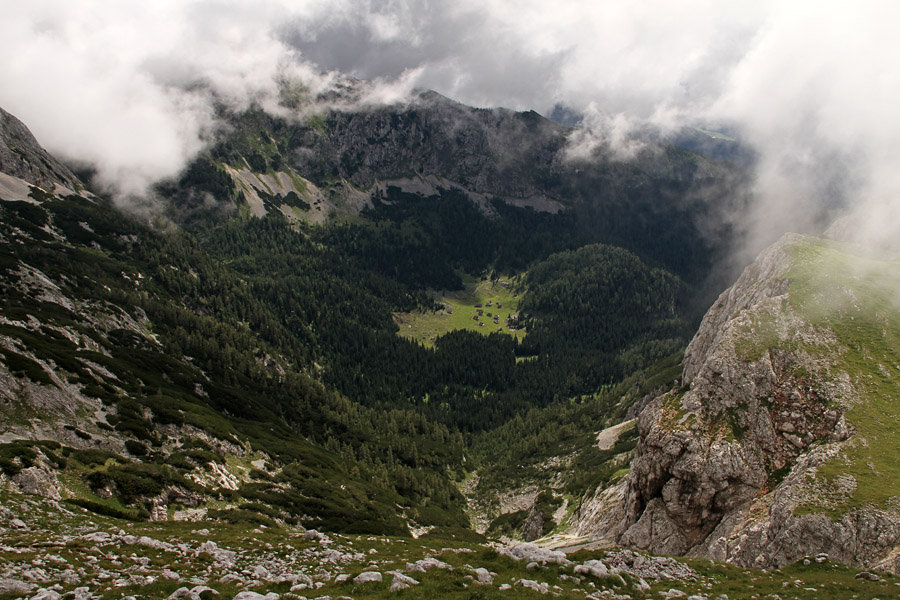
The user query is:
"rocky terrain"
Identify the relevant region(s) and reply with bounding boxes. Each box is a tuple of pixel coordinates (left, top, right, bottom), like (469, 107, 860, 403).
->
(2, 485, 896, 600)
(597, 232, 900, 573)
(0, 109, 80, 195)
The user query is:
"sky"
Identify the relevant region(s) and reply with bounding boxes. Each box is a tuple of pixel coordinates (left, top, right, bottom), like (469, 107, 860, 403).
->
(1, 0, 898, 256)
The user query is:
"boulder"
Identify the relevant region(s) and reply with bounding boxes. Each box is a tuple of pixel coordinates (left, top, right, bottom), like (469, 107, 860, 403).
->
(353, 571, 382, 583)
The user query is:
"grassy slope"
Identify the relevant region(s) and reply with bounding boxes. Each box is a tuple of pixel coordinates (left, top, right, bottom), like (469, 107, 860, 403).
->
(785, 238, 900, 515)
(394, 275, 526, 347)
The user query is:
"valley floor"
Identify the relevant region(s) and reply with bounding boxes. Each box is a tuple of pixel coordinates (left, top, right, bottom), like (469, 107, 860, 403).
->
(0, 489, 896, 600)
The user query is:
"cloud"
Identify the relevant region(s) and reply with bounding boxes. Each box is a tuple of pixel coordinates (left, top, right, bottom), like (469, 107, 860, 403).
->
(1, 0, 897, 258)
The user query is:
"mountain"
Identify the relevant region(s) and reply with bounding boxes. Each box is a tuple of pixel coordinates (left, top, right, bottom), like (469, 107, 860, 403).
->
(578, 231, 900, 573)
(176, 89, 747, 284)
(2, 95, 900, 597)
(0, 107, 81, 196)
(0, 95, 728, 538)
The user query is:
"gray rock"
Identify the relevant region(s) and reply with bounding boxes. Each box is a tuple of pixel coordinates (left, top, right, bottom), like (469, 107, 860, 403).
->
(855, 571, 880, 581)
(405, 557, 452, 572)
(199, 541, 237, 566)
(353, 571, 382, 583)
(0, 107, 80, 191)
(514, 579, 549, 594)
(231, 593, 279, 600)
(192, 587, 219, 598)
(389, 572, 419, 587)
(333, 574, 351, 584)
(68, 588, 93, 600)
(601, 550, 696, 580)
(10, 518, 27, 529)
(499, 543, 570, 565)
(522, 504, 544, 542)
(573, 560, 609, 578)
(472, 568, 493, 584)
(0, 579, 34, 594)
(13, 466, 61, 500)
(29, 590, 60, 600)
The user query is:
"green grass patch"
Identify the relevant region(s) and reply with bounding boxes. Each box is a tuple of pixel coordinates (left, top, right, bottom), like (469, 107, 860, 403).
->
(784, 238, 900, 515)
(394, 275, 526, 347)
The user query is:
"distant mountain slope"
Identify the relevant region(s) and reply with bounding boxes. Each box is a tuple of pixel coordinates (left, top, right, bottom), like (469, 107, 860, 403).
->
(186, 90, 748, 283)
(0, 107, 467, 534)
(597, 232, 900, 573)
(0, 107, 80, 193)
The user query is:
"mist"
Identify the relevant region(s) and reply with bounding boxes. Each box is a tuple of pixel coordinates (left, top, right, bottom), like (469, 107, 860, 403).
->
(1, 0, 896, 260)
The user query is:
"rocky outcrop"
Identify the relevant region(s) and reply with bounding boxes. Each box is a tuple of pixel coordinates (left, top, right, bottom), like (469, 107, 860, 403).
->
(607, 233, 900, 572)
(0, 108, 80, 192)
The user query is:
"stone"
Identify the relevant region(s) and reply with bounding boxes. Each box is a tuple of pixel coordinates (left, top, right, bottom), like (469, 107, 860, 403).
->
(0, 578, 34, 595)
(574, 560, 609, 578)
(405, 557, 451, 572)
(389, 572, 419, 587)
(353, 571, 382, 583)
(514, 579, 549, 594)
(333, 574, 351, 584)
(231, 593, 279, 600)
(10, 518, 27, 529)
(13, 466, 61, 500)
(29, 590, 61, 600)
(472, 568, 493, 584)
(499, 543, 570, 565)
(522, 505, 544, 542)
(855, 571, 880, 581)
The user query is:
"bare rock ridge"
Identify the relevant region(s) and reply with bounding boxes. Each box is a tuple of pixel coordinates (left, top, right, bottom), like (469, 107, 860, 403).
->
(0, 107, 80, 192)
(608, 231, 900, 572)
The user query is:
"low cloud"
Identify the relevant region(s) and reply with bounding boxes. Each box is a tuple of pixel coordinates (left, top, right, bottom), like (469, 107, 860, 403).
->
(1, 1, 897, 259)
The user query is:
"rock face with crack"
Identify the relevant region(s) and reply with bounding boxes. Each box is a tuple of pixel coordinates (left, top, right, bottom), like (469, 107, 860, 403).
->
(612, 233, 900, 572)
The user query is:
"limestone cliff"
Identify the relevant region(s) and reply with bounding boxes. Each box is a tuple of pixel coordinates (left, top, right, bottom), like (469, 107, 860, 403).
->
(612, 232, 900, 572)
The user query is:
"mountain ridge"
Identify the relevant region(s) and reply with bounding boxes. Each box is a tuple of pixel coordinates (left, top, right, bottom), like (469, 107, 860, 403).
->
(586, 232, 900, 573)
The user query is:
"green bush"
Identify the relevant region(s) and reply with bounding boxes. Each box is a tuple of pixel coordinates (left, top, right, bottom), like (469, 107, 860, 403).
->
(124, 440, 148, 456)
(0, 442, 38, 476)
(70, 448, 123, 467)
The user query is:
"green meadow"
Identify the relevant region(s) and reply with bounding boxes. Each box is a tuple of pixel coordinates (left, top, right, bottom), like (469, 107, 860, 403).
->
(394, 275, 527, 347)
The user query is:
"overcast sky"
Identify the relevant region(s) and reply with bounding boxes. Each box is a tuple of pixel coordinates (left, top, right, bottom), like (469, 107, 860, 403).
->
(1, 0, 898, 252)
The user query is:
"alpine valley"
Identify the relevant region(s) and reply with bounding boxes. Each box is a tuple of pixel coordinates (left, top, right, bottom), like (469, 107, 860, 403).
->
(1, 87, 899, 600)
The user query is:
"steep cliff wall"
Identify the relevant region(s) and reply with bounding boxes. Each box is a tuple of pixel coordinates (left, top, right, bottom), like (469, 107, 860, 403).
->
(613, 233, 900, 572)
